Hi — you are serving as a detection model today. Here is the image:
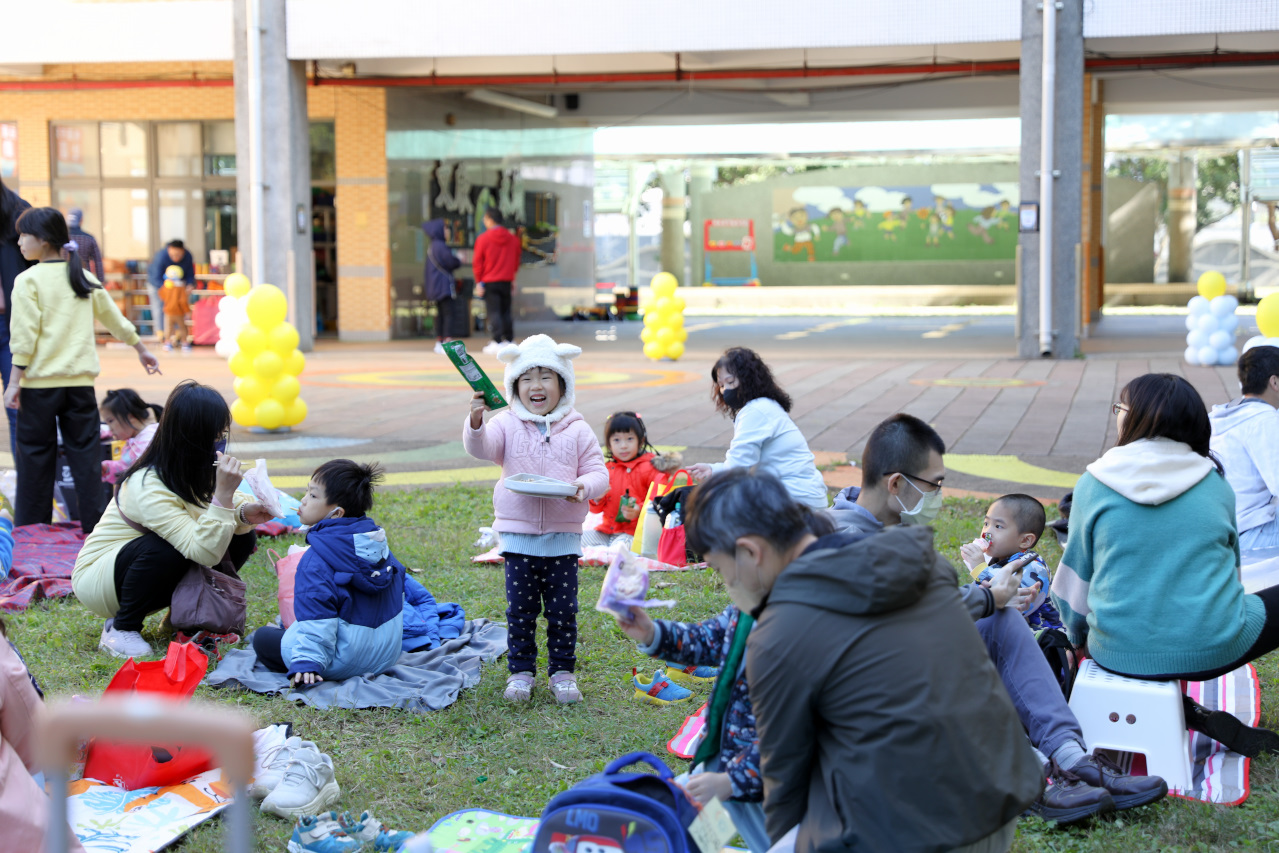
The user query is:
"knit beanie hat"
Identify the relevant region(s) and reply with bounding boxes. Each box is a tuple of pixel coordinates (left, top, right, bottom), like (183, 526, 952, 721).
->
(499, 334, 580, 424)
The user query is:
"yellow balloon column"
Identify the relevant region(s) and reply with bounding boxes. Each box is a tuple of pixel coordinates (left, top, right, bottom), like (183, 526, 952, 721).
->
(228, 284, 308, 431)
(640, 272, 688, 361)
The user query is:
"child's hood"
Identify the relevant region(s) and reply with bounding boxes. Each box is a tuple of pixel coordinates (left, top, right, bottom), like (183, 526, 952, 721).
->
(422, 219, 446, 241)
(1086, 436, 1215, 505)
(1209, 397, 1277, 435)
(498, 334, 580, 425)
(303, 515, 399, 593)
(651, 451, 683, 473)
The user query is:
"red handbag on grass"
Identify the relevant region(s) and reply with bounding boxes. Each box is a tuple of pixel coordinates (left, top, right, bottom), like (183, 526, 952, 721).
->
(81, 642, 215, 789)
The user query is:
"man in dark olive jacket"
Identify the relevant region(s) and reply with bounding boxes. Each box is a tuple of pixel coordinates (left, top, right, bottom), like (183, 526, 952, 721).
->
(685, 468, 1044, 853)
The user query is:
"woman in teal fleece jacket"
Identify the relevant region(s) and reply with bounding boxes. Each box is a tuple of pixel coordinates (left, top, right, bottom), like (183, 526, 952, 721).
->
(1052, 374, 1279, 682)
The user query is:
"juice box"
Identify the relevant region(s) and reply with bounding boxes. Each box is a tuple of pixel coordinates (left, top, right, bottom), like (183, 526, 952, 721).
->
(443, 341, 508, 410)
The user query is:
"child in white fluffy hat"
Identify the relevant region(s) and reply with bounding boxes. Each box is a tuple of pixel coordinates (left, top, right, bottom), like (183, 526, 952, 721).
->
(464, 334, 608, 704)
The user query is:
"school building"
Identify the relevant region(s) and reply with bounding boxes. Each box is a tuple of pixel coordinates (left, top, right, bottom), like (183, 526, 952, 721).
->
(5, 0, 1278, 357)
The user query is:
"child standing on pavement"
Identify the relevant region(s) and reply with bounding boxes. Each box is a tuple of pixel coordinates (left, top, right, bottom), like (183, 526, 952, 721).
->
(584, 411, 680, 550)
(159, 264, 192, 352)
(463, 335, 608, 704)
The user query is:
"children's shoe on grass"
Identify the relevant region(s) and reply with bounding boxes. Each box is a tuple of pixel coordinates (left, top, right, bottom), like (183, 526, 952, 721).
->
(250, 736, 320, 799)
(99, 624, 153, 659)
(662, 662, 719, 686)
(550, 671, 583, 705)
(632, 668, 693, 706)
(261, 749, 341, 818)
(338, 809, 416, 851)
(288, 813, 362, 852)
(504, 672, 534, 703)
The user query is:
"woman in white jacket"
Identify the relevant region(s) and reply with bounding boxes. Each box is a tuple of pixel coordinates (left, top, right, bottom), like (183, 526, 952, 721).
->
(688, 348, 828, 509)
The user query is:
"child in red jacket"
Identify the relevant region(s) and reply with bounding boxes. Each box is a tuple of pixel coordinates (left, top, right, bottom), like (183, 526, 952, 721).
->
(584, 411, 680, 550)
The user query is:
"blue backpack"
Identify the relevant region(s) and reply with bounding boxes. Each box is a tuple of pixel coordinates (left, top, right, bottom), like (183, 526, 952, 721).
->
(533, 752, 702, 853)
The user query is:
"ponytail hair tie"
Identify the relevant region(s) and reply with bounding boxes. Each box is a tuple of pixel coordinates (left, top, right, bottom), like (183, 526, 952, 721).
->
(63, 241, 78, 253)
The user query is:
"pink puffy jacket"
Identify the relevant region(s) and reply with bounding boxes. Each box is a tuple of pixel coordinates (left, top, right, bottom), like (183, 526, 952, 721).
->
(464, 408, 609, 535)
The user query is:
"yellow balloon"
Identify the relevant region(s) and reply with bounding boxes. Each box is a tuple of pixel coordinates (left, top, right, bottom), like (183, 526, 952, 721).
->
(270, 374, 301, 405)
(671, 297, 686, 313)
(640, 326, 655, 344)
(284, 397, 308, 427)
(650, 272, 678, 299)
(254, 350, 284, 381)
(229, 350, 254, 377)
(1258, 294, 1279, 339)
(224, 273, 251, 299)
(247, 284, 288, 330)
(643, 341, 663, 360)
(255, 399, 286, 430)
(676, 327, 688, 343)
(237, 325, 268, 356)
(656, 326, 675, 346)
(230, 398, 256, 427)
(643, 311, 662, 329)
(286, 349, 306, 376)
(653, 297, 673, 316)
(665, 341, 685, 360)
(665, 312, 684, 330)
(268, 322, 300, 357)
(1197, 270, 1227, 300)
(234, 376, 269, 405)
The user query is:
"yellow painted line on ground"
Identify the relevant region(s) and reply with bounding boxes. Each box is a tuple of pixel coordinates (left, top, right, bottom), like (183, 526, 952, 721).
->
(946, 454, 1080, 490)
(275, 465, 503, 489)
(774, 318, 870, 341)
(683, 318, 757, 334)
(922, 322, 967, 339)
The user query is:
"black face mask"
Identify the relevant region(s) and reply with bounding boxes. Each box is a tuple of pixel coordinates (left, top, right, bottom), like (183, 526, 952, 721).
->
(721, 388, 744, 410)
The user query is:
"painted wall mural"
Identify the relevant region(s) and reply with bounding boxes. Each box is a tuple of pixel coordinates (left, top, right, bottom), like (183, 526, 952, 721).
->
(772, 183, 1020, 262)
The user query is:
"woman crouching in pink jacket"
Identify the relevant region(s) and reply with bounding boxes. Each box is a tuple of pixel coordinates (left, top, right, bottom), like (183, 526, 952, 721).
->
(464, 334, 607, 706)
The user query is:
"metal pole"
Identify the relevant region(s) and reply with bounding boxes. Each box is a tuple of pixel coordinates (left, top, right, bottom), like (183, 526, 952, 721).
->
(1039, 0, 1057, 356)
(1241, 148, 1252, 300)
(247, 0, 265, 285)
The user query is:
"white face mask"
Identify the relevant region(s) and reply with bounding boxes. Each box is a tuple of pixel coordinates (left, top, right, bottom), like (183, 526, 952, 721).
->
(896, 476, 943, 526)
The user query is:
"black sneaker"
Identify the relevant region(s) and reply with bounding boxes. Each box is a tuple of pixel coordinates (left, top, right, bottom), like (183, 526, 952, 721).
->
(1025, 761, 1116, 826)
(1071, 753, 1168, 810)
(1183, 695, 1279, 758)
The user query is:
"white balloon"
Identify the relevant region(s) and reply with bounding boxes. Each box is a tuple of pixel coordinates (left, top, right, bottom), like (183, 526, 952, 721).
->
(214, 339, 235, 357)
(1219, 313, 1239, 333)
(1188, 296, 1211, 315)
(1187, 329, 1208, 348)
(1218, 346, 1239, 365)
(1211, 295, 1240, 316)
(1198, 345, 1219, 365)
(1243, 335, 1270, 353)
(1185, 346, 1200, 364)
(1197, 314, 1219, 333)
(1209, 330, 1233, 350)
(1185, 314, 1199, 331)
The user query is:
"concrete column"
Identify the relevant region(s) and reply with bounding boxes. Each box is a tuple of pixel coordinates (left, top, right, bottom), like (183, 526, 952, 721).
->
(1017, 0, 1083, 358)
(658, 163, 687, 286)
(687, 163, 716, 288)
(1167, 152, 1197, 283)
(1080, 74, 1105, 331)
(233, 0, 315, 349)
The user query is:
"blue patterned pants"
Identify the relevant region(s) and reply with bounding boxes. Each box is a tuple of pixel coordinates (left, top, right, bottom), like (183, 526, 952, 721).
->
(504, 553, 578, 675)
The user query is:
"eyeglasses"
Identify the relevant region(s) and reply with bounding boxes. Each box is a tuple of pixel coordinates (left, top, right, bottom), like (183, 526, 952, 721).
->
(896, 472, 944, 490)
(1111, 403, 1129, 416)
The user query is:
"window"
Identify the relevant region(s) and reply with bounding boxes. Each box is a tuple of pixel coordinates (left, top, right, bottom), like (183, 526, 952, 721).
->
(100, 122, 148, 178)
(158, 188, 206, 259)
(0, 122, 16, 180)
(157, 123, 202, 178)
(54, 124, 99, 178)
(54, 188, 101, 238)
(310, 122, 335, 183)
(203, 121, 236, 176)
(102, 188, 151, 259)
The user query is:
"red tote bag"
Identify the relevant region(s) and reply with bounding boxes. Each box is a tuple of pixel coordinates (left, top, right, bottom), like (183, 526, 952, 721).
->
(81, 642, 215, 789)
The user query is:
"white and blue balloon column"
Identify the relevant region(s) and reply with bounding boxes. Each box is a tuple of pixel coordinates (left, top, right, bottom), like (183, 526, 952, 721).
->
(1185, 271, 1239, 366)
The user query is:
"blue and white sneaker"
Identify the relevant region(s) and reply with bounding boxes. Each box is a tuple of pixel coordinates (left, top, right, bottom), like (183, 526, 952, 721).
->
(663, 662, 719, 686)
(633, 668, 694, 706)
(287, 813, 361, 852)
(338, 809, 415, 851)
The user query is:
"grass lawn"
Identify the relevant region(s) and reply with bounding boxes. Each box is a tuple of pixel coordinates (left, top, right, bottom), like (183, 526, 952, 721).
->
(9, 489, 1279, 852)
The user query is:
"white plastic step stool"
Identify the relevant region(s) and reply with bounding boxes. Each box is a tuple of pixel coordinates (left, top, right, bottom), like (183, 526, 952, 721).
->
(1068, 658, 1194, 791)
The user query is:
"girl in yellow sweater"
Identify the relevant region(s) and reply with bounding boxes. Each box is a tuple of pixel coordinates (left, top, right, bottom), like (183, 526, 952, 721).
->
(3, 208, 160, 534)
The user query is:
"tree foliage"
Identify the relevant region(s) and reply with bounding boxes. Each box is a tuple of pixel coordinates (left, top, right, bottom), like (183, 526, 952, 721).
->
(1105, 153, 1240, 230)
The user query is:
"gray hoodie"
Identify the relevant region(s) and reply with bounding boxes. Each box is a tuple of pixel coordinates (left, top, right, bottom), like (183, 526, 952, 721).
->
(1209, 397, 1279, 533)
(748, 526, 1043, 853)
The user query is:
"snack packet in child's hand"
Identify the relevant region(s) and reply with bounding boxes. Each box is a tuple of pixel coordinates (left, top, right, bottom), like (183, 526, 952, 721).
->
(595, 546, 676, 616)
(242, 459, 285, 519)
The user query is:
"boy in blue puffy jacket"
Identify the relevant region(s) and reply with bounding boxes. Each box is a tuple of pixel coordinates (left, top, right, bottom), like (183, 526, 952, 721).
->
(251, 460, 405, 685)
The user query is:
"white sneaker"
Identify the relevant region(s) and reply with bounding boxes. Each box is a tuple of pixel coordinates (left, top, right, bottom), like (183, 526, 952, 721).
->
(433, 342, 446, 354)
(260, 749, 341, 818)
(250, 736, 320, 799)
(100, 623, 152, 658)
(481, 340, 502, 355)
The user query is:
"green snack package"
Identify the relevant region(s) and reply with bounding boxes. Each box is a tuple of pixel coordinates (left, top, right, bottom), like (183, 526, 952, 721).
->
(443, 341, 508, 410)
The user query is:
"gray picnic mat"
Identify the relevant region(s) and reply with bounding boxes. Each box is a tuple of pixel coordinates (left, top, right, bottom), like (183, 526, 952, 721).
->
(205, 619, 507, 712)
